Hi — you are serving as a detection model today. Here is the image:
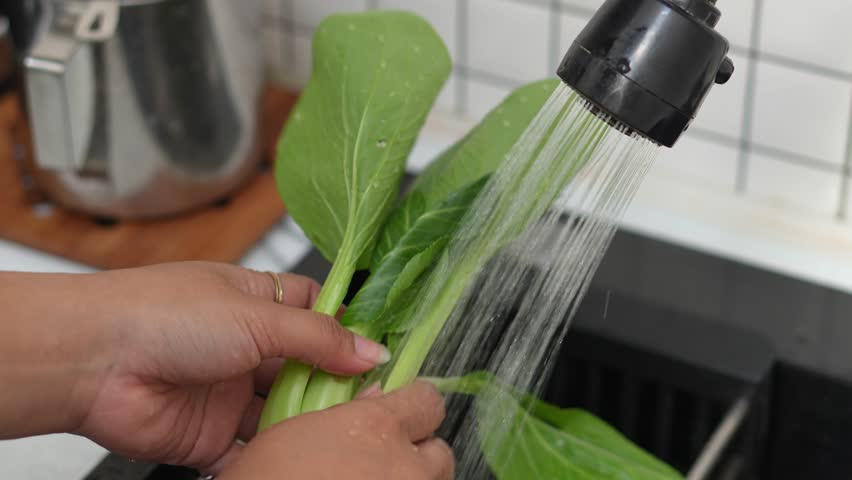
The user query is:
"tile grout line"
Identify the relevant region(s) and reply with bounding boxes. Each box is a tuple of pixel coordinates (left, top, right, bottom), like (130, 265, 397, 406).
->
(730, 45, 852, 84)
(281, 0, 294, 82)
(836, 94, 852, 220)
(690, 128, 844, 175)
(735, 0, 764, 194)
(270, 0, 852, 195)
(548, 0, 562, 77)
(455, 0, 470, 116)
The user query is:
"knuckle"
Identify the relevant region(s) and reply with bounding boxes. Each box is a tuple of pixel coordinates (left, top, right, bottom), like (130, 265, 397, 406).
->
(240, 310, 280, 358)
(415, 382, 446, 422)
(314, 313, 347, 345)
(436, 439, 455, 465)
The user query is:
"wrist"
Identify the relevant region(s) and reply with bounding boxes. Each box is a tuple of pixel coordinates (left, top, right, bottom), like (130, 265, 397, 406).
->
(0, 271, 117, 438)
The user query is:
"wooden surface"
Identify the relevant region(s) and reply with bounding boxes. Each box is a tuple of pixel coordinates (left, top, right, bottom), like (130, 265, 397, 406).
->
(0, 88, 298, 269)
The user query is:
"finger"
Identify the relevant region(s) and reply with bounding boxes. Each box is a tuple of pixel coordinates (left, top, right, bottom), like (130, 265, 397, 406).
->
(378, 381, 446, 442)
(199, 441, 244, 476)
(230, 268, 322, 309)
(237, 395, 266, 441)
(416, 438, 455, 480)
(253, 358, 285, 395)
(243, 300, 391, 376)
(354, 382, 382, 399)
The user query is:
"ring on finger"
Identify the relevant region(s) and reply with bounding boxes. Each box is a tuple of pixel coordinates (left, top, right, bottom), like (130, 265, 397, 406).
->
(265, 271, 284, 304)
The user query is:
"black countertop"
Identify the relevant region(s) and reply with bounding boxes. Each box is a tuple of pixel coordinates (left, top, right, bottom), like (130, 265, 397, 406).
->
(594, 229, 852, 384)
(87, 226, 852, 479)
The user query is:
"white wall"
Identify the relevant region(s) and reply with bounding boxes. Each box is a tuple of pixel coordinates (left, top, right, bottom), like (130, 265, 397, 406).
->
(260, 0, 852, 292)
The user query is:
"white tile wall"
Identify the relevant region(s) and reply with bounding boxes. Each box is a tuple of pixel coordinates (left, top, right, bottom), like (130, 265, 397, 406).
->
(751, 61, 851, 168)
(761, 0, 852, 75)
(467, 0, 551, 82)
(264, 0, 852, 228)
(717, 0, 755, 49)
(747, 152, 842, 217)
(289, 0, 368, 27)
(691, 52, 749, 139)
(279, 31, 313, 89)
(654, 136, 739, 192)
(558, 9, 593, 51)
(375, 0, 459, 60)
(466, 79, 513, 120)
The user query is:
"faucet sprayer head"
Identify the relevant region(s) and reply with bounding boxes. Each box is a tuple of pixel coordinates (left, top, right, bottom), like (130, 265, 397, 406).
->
(557, 0, 734, 147)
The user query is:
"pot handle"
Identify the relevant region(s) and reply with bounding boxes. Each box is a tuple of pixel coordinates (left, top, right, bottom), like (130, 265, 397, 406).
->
(23, 1, 118, 172)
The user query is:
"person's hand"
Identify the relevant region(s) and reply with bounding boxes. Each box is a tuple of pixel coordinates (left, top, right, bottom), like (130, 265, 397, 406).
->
(0, 262, 389, 474)
(219, 381, 455, 480)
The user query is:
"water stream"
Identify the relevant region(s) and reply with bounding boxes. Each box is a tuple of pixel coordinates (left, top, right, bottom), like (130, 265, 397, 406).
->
(385, 83, 659, 478)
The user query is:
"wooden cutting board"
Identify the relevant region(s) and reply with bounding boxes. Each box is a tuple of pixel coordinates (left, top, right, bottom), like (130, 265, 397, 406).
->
(0, 87, 298, 269)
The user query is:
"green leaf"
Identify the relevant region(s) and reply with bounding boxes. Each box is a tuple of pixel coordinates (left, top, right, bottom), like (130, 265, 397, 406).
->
(261, 10, 451, 430)
(383, 90, 613, 391)
(429, 375, 683, 480)
(341, 177, 488, 339)
(276, 11, 452, 271)
(372, 79, 560, 268)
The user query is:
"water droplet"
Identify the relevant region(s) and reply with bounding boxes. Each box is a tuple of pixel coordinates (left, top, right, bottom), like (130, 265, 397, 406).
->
(520, 96, 528, 103)
(497, 107, 505, 114)
(376, 139, 388, 148)
(389, 91, 397, 97)
(380, 433, 388, 441)
(294, 112, 303, 121)
(412, 445, 420, 453)
(348, 429, 358, 437)
(378, 34, 385, 42)
(503, 120, 511, 127)
(347, 23, 356, 31)
(413, 46, 421, 54)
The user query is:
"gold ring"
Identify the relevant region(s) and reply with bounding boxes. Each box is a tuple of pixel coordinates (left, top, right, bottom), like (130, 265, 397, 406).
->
(266, 271, 283, 304)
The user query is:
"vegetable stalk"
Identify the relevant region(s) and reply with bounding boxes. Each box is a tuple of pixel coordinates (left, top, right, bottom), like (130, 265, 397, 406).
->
(257, 242, 358, 431)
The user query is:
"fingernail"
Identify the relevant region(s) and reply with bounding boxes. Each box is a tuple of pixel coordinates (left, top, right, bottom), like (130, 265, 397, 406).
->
(355, 382, 382, 399)
(354, 336, 391, 365)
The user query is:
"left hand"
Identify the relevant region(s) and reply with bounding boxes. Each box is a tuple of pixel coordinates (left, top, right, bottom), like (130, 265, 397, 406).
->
(0, 262, 387, 475)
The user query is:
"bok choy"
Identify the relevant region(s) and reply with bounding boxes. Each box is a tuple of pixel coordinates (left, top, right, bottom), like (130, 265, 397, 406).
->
(258, 10, 683, 480)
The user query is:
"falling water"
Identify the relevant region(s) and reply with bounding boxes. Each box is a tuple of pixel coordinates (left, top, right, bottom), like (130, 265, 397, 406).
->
(383, 83, 659, 478)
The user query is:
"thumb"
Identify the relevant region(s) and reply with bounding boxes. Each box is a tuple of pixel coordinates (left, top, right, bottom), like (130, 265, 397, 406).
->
(242, 300, 390, 376)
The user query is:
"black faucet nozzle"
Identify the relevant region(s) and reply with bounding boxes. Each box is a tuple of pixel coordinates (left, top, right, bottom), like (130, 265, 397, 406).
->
(557, 0, 734, 147)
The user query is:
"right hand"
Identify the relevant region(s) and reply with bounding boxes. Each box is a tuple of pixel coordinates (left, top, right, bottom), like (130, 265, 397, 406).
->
(218, 382, 455, 480)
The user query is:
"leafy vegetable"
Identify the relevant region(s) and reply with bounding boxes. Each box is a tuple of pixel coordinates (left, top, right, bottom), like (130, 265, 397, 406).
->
(342, 176, 488, 338)
(299, 79, 564, 414)
(430, 374, 683, 480)
(372, 79, 560, 269)
(259, 10, 451, 430)
(276, 10, 451, 306)
(262, 11, 680, 480)
(382, 94, 611, 392)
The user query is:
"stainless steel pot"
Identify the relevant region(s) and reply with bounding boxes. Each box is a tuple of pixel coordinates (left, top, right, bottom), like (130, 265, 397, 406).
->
(23, 0, 263, 219)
